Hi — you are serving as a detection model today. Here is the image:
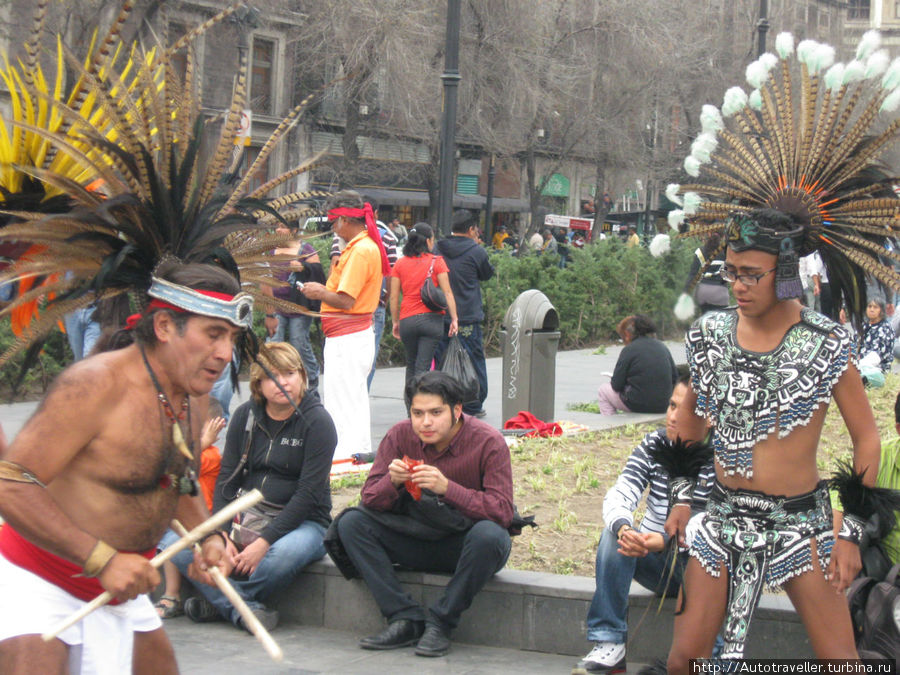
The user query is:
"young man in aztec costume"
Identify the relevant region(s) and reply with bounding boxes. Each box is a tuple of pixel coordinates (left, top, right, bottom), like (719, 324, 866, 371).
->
(661, 30, 900, 670)
(0, 3, 325, 672)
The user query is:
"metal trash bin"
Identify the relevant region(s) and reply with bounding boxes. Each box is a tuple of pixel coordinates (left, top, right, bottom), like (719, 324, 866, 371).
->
(500, 290, 560, 424)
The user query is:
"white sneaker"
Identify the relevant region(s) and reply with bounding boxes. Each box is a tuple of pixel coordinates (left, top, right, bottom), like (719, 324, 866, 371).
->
(572, 641, 627, 674)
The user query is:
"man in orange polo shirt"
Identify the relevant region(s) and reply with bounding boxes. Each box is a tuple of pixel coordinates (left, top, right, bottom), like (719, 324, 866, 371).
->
(302, 190, 390, 461)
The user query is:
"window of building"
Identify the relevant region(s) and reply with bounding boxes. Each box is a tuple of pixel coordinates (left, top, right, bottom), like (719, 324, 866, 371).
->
(240, 145, 268, 195)
(848, 0, 870, 21)
(251, 37, 275, 115)
(456, 174, 479, 195)
(896, 0, 900, 17)
(169, 22, 189, 82)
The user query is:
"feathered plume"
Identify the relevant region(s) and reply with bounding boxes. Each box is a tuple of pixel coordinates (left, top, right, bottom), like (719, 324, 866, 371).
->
(674, 293, 696, 322)
(829, 459, 900, 539)
(649, 233, 670, 258)
(0, 4, 145, 341)
(676, 31, 900, 323)
(0, 2, 326, 368)
(647, 435, 714, 483)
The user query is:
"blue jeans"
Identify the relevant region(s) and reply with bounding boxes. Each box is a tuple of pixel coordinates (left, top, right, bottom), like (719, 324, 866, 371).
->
(586, 528, 683, 643)
(585, 528, 726, 655)
(434, 322, 488, 414)
(269, 314, 319, 383)
(171, 520, 327, 625)
(368, 304, 387, 390)
(63, 306, 101, 361)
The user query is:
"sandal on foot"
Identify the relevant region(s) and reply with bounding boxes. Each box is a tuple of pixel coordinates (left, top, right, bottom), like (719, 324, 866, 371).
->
(155, 595, 183, 619)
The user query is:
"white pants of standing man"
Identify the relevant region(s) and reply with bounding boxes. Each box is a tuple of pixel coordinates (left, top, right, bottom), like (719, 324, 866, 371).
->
(323, 327, 374, 461)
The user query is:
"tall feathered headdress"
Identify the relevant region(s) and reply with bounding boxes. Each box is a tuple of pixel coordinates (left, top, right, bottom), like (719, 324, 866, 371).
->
(0, 0, 139, 337)
(0, 1, 327, 367)
(668, 30, 900, 322)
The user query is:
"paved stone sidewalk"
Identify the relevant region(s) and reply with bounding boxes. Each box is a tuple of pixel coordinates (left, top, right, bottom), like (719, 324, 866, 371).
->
(166, 618, 649, 674)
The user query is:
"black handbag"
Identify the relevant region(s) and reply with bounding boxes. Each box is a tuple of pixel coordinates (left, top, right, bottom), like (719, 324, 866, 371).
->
(419, 255, 447, 312)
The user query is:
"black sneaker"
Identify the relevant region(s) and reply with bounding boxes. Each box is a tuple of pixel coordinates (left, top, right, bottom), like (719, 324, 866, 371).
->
(236, 606, 279, 633)
(184, 596, 222, 623)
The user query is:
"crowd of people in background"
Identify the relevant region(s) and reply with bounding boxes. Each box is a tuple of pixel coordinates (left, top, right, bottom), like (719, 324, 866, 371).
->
(4, 188, 900, 669)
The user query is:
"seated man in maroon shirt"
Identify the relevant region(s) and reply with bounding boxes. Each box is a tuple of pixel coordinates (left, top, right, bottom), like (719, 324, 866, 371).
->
(336, 371, 514, 657)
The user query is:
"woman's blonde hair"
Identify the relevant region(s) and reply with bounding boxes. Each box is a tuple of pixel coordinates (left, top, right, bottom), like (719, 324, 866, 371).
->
(249, 342, 307, 405)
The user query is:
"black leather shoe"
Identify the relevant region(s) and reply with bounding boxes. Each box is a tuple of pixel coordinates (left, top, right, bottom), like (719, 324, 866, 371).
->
(359, 619, 424, 650)
(415, 622, 451, 657)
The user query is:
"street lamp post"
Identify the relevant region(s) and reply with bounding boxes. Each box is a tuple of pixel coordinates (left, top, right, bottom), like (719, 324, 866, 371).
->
(757, 0, 769, 58)
(484, 153, 496, 242)
(437, 0, 461, 236)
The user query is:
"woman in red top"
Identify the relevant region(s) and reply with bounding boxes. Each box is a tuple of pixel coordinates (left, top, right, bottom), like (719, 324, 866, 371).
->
(390, 223, 459, 386)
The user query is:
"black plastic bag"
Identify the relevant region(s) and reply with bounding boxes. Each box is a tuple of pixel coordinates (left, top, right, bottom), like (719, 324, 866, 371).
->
(440, 336, 480, 405)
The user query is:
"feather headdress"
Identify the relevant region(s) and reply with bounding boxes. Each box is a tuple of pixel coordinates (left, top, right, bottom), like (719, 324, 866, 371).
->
(0, 1, 327, 367)
(671, 31, 900, 321)
(0, 0, 140, 337)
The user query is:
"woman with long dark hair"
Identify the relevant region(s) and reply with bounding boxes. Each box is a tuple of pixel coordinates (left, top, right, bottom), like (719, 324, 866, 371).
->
(389, 223, 458, 385)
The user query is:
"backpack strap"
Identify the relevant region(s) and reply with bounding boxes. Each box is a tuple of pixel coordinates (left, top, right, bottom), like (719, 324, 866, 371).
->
(886, 562, 900, 586)
(220, 408, 255, 499)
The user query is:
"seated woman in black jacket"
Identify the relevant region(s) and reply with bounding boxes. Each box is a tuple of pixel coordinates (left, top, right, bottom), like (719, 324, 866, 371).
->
(597, 315, 678, 415)
(173, 342, 337, 631)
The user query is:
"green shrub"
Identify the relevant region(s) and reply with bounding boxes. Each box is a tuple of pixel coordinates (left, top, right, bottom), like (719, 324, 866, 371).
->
(481, 236, 695, 355)
(0, 316, 71, 399)
(0, 234, 698, 397)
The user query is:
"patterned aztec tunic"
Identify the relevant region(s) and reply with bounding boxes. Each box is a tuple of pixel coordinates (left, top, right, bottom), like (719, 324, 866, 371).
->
(685, 307, 856, 478)
(685, 307, 856, 659)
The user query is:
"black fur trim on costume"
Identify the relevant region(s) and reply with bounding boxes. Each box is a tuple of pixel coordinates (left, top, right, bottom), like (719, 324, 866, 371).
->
(647, 435, 714, 480)
(829, 459, 900, 535)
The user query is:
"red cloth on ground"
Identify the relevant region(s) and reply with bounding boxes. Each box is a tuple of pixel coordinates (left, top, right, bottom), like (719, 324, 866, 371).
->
(0, 524, 154, 604)
(503, 411, 563, 438)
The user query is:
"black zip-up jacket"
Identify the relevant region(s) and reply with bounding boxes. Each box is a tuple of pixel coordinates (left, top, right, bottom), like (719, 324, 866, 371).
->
(432, 235, 494, 323)
(214, 392, 337, 543)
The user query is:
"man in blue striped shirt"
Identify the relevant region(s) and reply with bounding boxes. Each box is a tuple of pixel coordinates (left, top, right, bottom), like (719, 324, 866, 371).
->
(574, 375, 714, 675)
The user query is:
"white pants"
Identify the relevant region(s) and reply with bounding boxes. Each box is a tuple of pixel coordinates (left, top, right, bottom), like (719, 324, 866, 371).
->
(0, 552, 161, 675)
(323, 327, 375, 460)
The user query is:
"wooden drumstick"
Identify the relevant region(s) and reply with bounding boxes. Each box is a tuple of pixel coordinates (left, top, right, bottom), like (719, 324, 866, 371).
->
(41, 489, 264, 642)
(172, 520, 283, 662)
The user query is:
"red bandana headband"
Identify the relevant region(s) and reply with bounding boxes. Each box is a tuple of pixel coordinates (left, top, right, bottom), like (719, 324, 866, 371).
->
(125, 278, 253, 330)
(328, 203, 391, 275)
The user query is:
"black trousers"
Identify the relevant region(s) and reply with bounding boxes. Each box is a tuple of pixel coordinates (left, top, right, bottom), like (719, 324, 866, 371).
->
(398, 311, 445, 386)
(337, 509, 511, 630)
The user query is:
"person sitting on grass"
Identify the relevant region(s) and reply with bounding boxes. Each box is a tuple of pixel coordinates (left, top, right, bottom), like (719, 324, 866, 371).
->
(858, 299, 895, 388)
(597, 315, 678, 416)
(154, 400, 226, 619)
(574, 375, 716, 675)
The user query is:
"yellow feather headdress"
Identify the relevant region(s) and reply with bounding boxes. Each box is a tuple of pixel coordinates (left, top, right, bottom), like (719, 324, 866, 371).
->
(0, 1, 328, 368)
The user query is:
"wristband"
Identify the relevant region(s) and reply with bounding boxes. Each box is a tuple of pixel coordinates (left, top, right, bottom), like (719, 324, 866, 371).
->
(669, 477, 695, 508)
(838, 514, 865, 546)
(617, 524, 632, 539)
(83, 539, 117, 577)
(201, 531, 228, 548)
